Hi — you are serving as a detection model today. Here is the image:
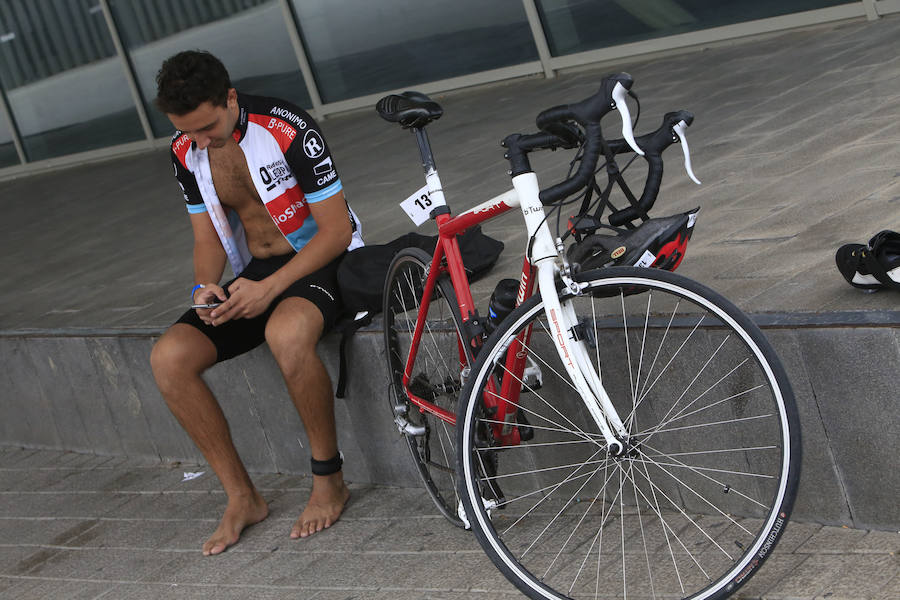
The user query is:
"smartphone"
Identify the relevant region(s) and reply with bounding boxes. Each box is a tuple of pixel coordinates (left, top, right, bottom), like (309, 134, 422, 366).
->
(191, 302, 222, 309)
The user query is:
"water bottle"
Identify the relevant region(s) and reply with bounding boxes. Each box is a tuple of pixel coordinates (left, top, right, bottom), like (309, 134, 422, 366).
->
(485, 278, 519, 335)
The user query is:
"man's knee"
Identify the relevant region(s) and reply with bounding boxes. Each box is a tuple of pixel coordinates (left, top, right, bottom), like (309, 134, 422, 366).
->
(151, 325, 216, 389)
(265, 298, 323, 365)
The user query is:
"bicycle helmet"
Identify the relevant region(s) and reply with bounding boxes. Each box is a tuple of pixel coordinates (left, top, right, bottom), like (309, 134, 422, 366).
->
(567, 208, 699, 273)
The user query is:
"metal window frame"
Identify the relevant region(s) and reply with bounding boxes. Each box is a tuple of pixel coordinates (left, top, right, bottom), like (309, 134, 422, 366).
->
(0, 0, 896, 180)
(0, 87, 25, 165)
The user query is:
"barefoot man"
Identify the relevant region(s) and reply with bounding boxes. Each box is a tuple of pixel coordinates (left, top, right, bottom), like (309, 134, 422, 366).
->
(150, 51, 363, 555)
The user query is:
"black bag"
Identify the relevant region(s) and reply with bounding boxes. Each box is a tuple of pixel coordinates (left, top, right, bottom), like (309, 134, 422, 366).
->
(336, 232, 435, 315)
(334, 225, 504, 397)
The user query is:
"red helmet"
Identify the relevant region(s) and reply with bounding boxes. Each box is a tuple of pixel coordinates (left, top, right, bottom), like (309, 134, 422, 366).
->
(567, 208, 699, 273)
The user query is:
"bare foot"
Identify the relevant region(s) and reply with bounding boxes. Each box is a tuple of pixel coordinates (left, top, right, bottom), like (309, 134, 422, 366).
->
(290, 472, 350, 539)
(203, 490, 269, 555)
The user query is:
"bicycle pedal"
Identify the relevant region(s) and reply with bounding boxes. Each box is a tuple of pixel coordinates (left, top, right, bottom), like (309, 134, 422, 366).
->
(521, 361, 543, 391)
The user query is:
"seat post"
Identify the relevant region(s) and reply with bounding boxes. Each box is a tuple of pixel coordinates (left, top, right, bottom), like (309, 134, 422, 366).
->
(413, 127, 437, 172)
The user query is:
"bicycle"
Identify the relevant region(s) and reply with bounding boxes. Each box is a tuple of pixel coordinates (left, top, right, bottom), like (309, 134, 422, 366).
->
(377, 73, 801, 600)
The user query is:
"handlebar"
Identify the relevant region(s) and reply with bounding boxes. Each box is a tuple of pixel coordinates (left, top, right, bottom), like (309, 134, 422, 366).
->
(505, 73, 701, 217)
(532, 73, 642, 205)
(605, 110, 700, 226)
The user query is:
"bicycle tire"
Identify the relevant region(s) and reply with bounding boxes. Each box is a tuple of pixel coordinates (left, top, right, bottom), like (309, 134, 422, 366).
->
(384, 247, 471, 527)
(457, 266, 801, 600)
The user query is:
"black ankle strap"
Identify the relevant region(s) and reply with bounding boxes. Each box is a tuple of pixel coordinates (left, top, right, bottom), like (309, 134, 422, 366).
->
(311, 452, 343, 476)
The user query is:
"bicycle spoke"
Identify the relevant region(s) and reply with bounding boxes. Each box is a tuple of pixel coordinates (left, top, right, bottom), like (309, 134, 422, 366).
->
(624, 460, 712, 581)
(654, 383, 765, 435)
(637, 450, 687, 597)
(647, 444, 779, 459)
(632, 315, 706, 415)
(493, 467, 608, 510)
(498, 446, 607, 537)
(635, 299, 681, 405)
(633, 446, 753, 538)
(641, 439, 774, 509)
(637, 382, 769, 449)
(655, 334, 731, 430)
(634, 291, 654, 405)
(482, 384, 597, 444)
(482, 455, 610, 482)
(630, 459, 657, 600)
(645, 412, 774, 436)
(523, 459, 606, 561)
(478, 438, 601, 451)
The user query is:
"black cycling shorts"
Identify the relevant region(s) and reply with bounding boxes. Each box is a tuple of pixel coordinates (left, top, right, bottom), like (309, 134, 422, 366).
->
(175, 253, 344, 363)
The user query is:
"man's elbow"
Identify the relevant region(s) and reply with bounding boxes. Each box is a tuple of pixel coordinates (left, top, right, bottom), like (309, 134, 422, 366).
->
(334, 222, 353, 249)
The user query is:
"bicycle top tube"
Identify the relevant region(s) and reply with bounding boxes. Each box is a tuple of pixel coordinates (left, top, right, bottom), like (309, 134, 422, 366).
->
(439, 189, 519, 239)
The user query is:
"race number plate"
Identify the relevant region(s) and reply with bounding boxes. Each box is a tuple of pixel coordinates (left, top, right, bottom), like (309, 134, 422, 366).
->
(400, 184, 445, 226)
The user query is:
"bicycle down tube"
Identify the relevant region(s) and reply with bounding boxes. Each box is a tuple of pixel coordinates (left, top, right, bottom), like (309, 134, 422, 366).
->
(402, 177, 629, 453)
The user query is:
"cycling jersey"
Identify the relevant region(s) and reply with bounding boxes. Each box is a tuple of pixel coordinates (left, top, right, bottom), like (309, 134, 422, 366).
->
(169, 92, 363, 274)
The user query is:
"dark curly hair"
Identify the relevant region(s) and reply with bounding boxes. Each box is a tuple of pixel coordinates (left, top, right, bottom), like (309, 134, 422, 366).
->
(155, 50, 231, 115)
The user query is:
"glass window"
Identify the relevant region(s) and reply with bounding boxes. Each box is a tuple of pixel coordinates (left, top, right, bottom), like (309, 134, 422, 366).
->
(109, 0, 311, 138)
(291, 0, 538, 103)
(537, 0, 852, 56)
(0, 0, 146, 161)
(0, 99, 19, 168)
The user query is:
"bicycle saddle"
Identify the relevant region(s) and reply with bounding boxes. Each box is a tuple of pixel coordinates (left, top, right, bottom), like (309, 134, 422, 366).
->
(376, 91, 443, 129)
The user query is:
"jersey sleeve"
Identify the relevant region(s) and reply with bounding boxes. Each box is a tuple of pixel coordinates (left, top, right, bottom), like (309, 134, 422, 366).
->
(282, 111, 343, 204)
(170, 133, 205, 214)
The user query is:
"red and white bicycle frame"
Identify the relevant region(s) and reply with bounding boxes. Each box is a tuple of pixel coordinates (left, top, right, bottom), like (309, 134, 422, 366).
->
(399, 168, 629, 452)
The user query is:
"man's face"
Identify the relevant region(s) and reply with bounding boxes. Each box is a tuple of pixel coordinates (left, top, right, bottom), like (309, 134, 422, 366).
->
(167, 89, 238, 150)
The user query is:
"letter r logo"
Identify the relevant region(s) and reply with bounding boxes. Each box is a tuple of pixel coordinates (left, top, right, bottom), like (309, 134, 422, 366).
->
(302, 130, 325, 158)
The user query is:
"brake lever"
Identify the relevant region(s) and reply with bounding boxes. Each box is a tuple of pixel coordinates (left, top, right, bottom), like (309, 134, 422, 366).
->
(611, 82, 644, 156)
(672, 120, 701, 185)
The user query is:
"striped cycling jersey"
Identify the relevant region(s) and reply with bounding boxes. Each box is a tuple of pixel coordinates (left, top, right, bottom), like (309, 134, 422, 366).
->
(169, 92, 362, 270)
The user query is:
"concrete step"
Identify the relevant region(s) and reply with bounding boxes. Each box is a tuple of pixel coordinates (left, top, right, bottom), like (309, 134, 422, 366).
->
(2, 310, 899, 531)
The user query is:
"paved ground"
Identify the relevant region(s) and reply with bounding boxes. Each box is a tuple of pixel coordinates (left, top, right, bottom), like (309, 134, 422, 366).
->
(0, 448, 898, 600)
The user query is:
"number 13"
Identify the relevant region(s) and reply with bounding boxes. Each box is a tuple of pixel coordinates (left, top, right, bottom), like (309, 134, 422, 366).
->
(414, 194, 432, 210)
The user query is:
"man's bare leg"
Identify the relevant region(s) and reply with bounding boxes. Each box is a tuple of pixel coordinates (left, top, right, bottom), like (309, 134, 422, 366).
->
(265, 298, 350, 538)
(151, 324, 269, 555)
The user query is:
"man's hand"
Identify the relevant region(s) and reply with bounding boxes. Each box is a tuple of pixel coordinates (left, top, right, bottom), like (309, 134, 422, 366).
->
(193, 284, 228, 325)
(209, 278, 275, 325)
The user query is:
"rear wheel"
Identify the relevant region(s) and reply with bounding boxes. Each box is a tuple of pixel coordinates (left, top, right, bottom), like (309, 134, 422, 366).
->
(457, 266, 801, 599)
(384, 247, 471, 527)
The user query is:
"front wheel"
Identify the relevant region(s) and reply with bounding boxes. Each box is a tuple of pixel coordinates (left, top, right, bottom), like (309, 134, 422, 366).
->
(457, 266, 800, 600)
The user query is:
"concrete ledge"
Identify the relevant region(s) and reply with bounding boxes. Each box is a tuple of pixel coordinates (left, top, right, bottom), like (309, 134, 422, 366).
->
(1, 312, 898, 530)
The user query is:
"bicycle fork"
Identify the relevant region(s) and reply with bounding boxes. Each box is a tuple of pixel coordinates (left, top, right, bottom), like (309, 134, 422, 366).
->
(513, 172, 630, 454)
(537, 263, 629, 453)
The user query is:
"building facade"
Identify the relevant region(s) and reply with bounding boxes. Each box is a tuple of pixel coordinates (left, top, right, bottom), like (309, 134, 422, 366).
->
(0, 0, 896, 177)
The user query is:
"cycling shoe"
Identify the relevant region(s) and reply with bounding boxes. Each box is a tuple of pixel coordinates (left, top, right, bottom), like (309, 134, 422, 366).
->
(836, 230, 900, 291)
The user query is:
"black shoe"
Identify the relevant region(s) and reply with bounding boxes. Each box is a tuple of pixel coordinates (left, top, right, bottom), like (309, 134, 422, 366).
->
(836, 230, 900, 291)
